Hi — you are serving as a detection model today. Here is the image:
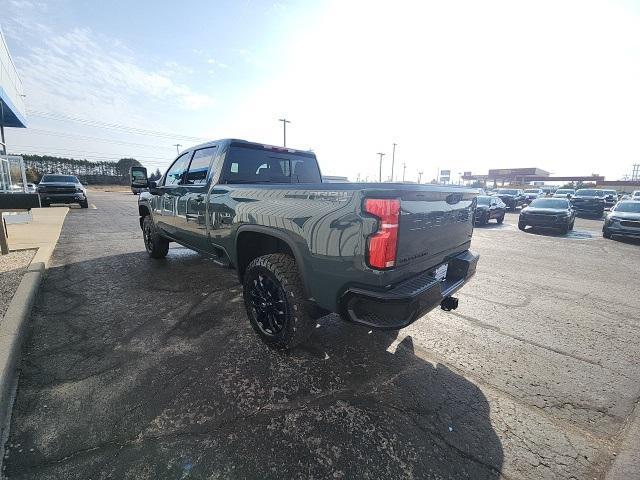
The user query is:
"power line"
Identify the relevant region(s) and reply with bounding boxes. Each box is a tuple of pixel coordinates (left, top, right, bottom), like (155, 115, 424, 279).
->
(10, 144, 169, 160)
(27, 110, 209, 142)
(17, 128, 176, 150)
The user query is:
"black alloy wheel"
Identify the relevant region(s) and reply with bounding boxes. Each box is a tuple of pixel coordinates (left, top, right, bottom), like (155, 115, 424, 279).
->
(142, 215, 169, 258)
(247, 271, 288, 336)
(242, 254, 315, 349)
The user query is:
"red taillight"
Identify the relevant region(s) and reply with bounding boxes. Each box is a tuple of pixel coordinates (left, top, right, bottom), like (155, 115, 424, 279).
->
(364, 198, 400, 269)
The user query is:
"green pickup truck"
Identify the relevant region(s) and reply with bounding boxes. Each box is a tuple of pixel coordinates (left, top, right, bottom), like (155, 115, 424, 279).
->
(131, 139, 479, 349)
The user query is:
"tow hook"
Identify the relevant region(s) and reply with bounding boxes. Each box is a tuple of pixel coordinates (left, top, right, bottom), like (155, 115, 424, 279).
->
(441, 296, 459, 312)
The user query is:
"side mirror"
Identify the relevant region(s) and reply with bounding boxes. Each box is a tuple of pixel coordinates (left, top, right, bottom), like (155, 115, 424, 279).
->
(130, 166, 149, 188)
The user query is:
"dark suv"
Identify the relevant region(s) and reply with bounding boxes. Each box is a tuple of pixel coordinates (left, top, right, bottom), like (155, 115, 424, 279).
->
(571, 189, 606, 217)
(495, 188, 525, 211)
(37, 174, 89, 208)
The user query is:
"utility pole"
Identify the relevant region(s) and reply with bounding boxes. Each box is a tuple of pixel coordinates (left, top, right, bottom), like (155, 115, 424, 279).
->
(402, 162, 407, 182)
(377, 153, 385, 182)
(278, 118, 291, 147)
(391, 143, 397, 182)
(173, 144, 182, 154)
(417, 171, 423, 184)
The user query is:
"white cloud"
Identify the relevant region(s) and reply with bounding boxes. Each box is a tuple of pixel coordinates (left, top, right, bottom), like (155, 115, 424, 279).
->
(207, 58, 228, 69)
(11, 24, 215, 125)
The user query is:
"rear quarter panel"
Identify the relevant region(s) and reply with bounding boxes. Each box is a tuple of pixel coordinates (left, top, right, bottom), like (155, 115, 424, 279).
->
(215, 184, 476, 312)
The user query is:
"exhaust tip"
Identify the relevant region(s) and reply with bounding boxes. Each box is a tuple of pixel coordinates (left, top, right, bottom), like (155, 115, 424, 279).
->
(441, 296, 459, 312)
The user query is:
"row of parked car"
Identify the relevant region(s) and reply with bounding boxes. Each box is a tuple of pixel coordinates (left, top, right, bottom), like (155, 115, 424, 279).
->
(487, 187, 640, 213)
(474, 188, 640, 240)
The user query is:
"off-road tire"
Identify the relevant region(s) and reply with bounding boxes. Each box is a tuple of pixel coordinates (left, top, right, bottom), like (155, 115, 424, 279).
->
(142, 215, 169, 259)
(243, 253, 315, 350)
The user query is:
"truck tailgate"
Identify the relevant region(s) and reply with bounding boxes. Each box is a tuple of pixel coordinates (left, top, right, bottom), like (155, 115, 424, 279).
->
(396, 190, 475, 269)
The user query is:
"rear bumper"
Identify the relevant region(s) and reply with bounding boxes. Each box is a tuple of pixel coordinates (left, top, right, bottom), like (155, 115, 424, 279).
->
(39, 192, 86, 204)
(339, 250, 479, 330)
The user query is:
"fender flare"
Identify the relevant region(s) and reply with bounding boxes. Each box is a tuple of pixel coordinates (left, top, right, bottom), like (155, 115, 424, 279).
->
(234, 225, 312, 298)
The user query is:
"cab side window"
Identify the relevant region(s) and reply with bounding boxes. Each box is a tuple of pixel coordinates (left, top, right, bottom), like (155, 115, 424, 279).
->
(185, 146, 217, 185)
(164, 152, 191, 186)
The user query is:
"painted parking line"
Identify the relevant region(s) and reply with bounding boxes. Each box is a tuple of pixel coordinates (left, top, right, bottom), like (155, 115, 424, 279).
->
(90, 204, 97, 209)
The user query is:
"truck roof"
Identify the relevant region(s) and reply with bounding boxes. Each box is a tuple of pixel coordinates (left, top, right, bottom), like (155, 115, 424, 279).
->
(186, 138, 315, 156)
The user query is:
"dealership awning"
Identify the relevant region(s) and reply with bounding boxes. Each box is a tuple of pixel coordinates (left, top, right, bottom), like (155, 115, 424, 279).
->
(0, 88, 27, 128)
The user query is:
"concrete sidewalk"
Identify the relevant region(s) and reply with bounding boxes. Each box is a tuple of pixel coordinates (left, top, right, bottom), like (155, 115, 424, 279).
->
(5, 207, 68, 266)
(1, 206, 69, 476)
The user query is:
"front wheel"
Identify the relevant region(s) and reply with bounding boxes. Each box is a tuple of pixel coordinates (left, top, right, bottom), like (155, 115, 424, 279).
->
(243, 253, 315, 350)
(80, 199, 89, 208)
(518, 221, 526, 231)
(602, 229, 612, 239)
(497, 213, 505, 224)
(142, 215, 169, 258)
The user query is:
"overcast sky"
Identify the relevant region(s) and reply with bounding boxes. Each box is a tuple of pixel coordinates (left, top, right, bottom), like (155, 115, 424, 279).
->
(3, 0, 640, 182)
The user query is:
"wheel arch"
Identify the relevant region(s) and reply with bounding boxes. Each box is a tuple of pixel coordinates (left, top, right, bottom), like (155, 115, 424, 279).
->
(138, 204, 151, 229)
(235, 225, 311, 298)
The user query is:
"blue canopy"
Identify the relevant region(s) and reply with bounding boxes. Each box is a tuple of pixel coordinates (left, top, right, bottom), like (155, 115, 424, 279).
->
(0, 85, 27, 128)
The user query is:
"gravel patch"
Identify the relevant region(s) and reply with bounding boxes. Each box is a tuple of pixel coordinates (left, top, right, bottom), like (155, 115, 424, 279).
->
(0, 249, 36, 321)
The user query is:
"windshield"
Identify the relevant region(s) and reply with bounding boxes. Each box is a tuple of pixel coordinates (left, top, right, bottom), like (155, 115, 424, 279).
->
(613, 202, 640, 213)
(40, 175, 79, 183)
(497, 189, 518, 195)
(529, 198, 569, 209)
(555, 189, 573, 194)
(476, 196, 491, 205)
(524, 189, 539, 193)
(222, 145, 321, 184)
(576, 189, 604, 197)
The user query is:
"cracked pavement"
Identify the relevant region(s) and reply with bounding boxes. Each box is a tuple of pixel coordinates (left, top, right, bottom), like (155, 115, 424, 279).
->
(2, 192, 639, 479)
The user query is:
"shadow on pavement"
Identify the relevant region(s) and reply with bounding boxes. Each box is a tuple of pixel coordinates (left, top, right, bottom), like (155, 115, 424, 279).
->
(5, 249, 503, 479)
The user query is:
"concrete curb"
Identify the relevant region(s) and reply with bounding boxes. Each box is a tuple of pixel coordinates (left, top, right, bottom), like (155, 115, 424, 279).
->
(605, 400, 640, 479)
(0, 260, 45, 476)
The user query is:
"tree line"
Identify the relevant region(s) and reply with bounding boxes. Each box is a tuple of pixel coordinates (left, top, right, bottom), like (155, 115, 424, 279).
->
(20, 154, 143, 183)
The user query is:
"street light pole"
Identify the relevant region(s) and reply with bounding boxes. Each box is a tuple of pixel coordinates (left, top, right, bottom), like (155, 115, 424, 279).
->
(417, 171, 423, 184)
(173, 144, 182, 154)
(391, 143, 397, 182)
(278, 118, 291, 147)
(377, 153, 385, 182)
(402, 162, 407, 182)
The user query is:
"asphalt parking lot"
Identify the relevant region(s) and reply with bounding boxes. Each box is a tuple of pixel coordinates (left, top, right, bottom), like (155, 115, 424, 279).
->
(3, 192, 639, 479)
